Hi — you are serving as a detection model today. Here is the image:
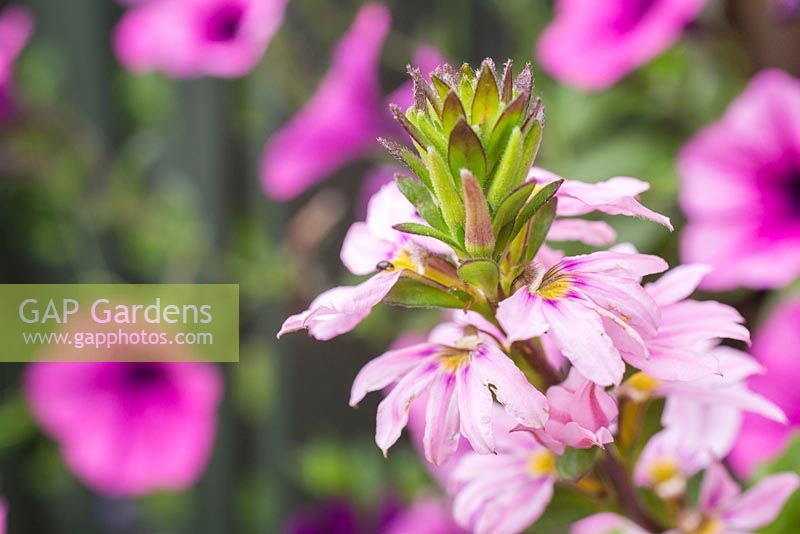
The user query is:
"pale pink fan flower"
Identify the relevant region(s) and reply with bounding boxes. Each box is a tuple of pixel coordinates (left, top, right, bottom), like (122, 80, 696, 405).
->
(0, 3, 33, 121)
(528, 367, 618, 454)
(113, 0, 287, 78)
(679, 70, 800, 290)
(278, 182, 452, 341)
(537, 0, 706, 91)
(626, 264, 749, 381)
(634, 427, 710, 498)
(529, 167, 672, 248)
(729, 297, 800, 478)
(350, 316, 548, 465)
(496, 250, 668, 386)
(448, 410, 557, 534)
(25, 362, 223, 496)
(687, 462, 799, 534)
(571, 512, 649, 534)
(260, 3, 443, 200)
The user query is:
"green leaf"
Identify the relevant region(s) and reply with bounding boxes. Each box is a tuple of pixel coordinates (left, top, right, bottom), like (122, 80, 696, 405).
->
(426, 147, 464, 235)
(492, 180, 538, 234)
(441, 90, 466, 136)
(408, 65, 442, 116)
(512, 180, 562, 238)
(458, 259, 499, 300)
(522, 197, 558, 264)
(393, 222, 464, 253)
(487, 126, 523, 209)
(448, 119, 487, 186)
(395, 176, 447, 232)
(384, 272, 468, 309)
(514, 62, 532, 97)
(414, 109, 449, 158)
(462, 171, 495, 258)
(556, 447, 599, 481)
(471, 61, 500, 126)
(380, 138, 432, 189)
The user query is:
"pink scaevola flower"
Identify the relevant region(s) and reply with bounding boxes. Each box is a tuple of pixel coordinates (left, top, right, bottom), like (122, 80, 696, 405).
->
(690, 462, 799, 534)
(625, 264, 749, 381)
(571, 512, 650, 534)
(496, 250, 668, 386)
(623, 346, 786, 424)
(448, 411, 557, 534)
(113, 0, 287, 78)
(679, 70, 800, 290)
(0, 4, 33, 121)
(260, 3, 444, 200)
(729, 297, 800, 478)
(529, 368, 618, 454)
(349, 318, 548, 465)
(537, 0, 706, 91)
(25, 362, 223, 496)
(530, 167, 673, 248)
(278, 182, 452, 341)
(634, 427, 710, 498)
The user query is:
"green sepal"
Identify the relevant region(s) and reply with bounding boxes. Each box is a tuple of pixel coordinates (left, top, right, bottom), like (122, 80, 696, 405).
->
(486, 91, 529, 172)
(425, 147, 464, 234)
(389, 104, 426, 148)
(441, 90, 467, 136)
(448, 119, 487, 186)
(471, 61, 500, 126)
(500, 59, 514, 103)
(522, 197, 558, 264)
(431, 74, 452, 102)
(516, 113, 544, 185)
(413, 109, 449, 159)
(407, 65, 442, 116)
(395, 176, 447, 232)
(379, 138, 432, 189)
(384, 271, 468, 309)
(393, 222, 465, 255)
(512, 180, 562, 238)
(458, 259, 499, 301)
(492, 180, 538, 234)
(458, 63, 476, 117)
(487, 126, 523, 209)
(461, 170, 495, 258)
(556, 447, 599, 481)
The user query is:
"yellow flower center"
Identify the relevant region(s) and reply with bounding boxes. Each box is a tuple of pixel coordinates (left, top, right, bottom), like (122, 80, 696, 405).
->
(527, 450, 557, 477)
(649, 459, 679, 485)
(439, 350, 470, 372)
(692, 520, 722, 534)
(534, 267, 573, 301)
(625, 372, 660, 401)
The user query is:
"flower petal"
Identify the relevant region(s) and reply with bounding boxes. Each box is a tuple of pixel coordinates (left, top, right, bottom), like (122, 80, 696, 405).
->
(496, 288, 549, 344)
(645, 264, 712, 307)
(349, 343, 440, 406)
(423, 372, 462, 465)
(723, 472, 800, 530)
(455, 360, 495, 454)
(547, 219, 617, 246)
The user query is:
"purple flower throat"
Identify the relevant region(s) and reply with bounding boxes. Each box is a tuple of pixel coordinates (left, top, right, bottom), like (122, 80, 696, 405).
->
(205, 3, 245, 42)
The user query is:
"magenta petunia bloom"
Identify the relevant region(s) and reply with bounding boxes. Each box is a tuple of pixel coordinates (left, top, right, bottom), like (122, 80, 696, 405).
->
(679, 70, 800, 290)
(537, 0, 705, 91)
(113, 0, 287, 78)
(260, 3, 443, 201)
(729, 297, 800, 478)
(0, 496, 6, 534)
(0, 3, 33, 121)
(25, 362, 223, 496)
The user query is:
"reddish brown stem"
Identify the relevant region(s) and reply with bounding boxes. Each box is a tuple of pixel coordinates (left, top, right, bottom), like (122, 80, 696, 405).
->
(601, 450, 665, 533)
(514, 339, 562, 387)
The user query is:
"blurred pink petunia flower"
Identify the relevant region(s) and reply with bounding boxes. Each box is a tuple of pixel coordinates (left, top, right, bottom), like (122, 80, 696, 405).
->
(260, 3, 443, 200)
(448, 410, 557, 534)
(571, 512, 649, 534)
(113, 0, 287, 78)
(0, 3, 33, 120)
(0, 496, 6, 534)
(350, 316, 548, 465)
(537, 0, 705, 91)
(384, 495, 463, 534)
(496, 250, 667, 386)
(679, 70, 800, 290)
(25, 362, 223, 496)
(729, 297, 800, 478)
